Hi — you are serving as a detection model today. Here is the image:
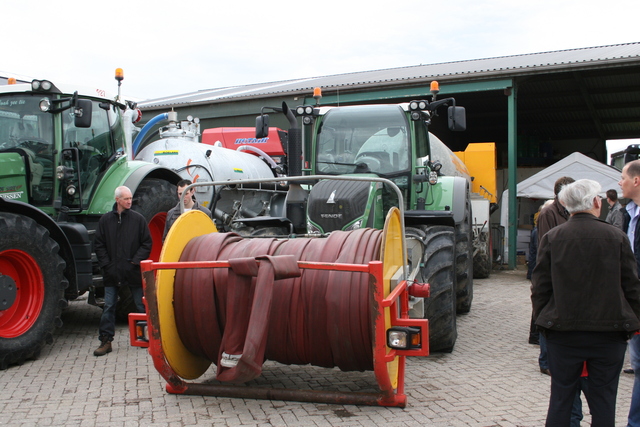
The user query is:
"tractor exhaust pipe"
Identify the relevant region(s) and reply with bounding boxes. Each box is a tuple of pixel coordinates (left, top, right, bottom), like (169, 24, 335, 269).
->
(282, 102, 302, 178)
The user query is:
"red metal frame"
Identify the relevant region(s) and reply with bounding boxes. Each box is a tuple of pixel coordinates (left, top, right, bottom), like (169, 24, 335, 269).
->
(129, 257, 428, 407)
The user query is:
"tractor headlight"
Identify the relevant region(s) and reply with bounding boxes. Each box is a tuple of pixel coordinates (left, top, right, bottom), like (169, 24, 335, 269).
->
(39, 98, 51, 112)
(295, 105, 314, 116)
(387, 326, 422, 350)
(344, 219, 363, 231)
(307, 222, 322, 234)
(31, 79, 58, 93)
(409, 100, 428, 111)
(428, 171, 438, 185)
(66, 185, 77, 196)
(296, 105, 315, 125)
(57, 165, 75, 181)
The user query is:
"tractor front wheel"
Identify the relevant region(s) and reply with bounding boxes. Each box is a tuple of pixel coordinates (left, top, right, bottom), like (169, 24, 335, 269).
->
(455, 194, 474, 314)
(417, 225, 457, 353)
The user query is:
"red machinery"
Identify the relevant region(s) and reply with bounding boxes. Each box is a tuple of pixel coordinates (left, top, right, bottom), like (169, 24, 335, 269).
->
(202, 127, 286, 160)
(130, 180, 429, 407)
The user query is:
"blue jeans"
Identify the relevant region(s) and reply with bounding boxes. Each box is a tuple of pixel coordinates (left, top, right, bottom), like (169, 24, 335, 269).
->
(629, 334, 640, 426)
(98, 286, 144, 342)
(540, 333, 549, 370)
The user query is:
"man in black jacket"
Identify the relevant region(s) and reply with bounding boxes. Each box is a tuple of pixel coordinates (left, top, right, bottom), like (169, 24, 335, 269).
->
(93, 186, 152, 356)
(532, 179, 640, 426)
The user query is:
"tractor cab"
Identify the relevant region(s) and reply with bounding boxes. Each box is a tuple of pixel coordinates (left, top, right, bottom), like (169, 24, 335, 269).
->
(314, 105, 412, 177)
(0, 80, 125, 213)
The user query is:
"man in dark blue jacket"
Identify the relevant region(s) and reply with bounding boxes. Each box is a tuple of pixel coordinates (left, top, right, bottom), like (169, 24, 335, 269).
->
(620, 159, 640, 425)
(93, 186, 152, 356)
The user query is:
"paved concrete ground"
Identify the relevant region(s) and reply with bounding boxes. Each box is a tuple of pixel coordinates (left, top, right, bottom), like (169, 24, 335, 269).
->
(0, 267, 634, 426)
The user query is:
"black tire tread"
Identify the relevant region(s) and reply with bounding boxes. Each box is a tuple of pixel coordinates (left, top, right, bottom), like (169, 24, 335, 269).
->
(455, 193, 474, 314)
(0, 213, 66, 369)
(473, 252, 491, 279)
(418, 225, 457, 353)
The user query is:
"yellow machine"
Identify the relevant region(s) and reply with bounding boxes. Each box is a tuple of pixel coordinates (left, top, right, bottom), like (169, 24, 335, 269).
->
(454, 143, 498, 278)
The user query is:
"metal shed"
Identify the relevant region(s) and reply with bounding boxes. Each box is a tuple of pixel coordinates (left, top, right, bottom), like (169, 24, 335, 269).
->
(139, 42, 640, 268)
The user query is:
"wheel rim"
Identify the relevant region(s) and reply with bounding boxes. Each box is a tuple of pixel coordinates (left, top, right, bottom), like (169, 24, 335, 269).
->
(148, 212, 167, 262)
(0, 249, 45, 338)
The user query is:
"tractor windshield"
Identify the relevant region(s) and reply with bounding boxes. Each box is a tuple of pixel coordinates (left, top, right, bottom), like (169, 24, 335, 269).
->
(0, 94, 55, 205)
(315, 105, 410, 176)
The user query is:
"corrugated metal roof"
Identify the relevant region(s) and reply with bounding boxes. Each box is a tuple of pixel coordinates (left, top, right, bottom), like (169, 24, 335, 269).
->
(139, 42, 640, 109)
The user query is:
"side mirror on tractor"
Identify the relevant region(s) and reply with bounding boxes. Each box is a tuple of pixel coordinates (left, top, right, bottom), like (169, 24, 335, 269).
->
(256, 114, 270, 139)
(74, 99, 93, 128)
(448, 106, 466, 132)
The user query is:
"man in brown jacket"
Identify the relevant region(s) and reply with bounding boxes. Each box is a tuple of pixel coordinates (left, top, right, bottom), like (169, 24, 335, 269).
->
(537, 176, 575, 244)
(532, 179, 640, 426)
(536, 177, 574, 376)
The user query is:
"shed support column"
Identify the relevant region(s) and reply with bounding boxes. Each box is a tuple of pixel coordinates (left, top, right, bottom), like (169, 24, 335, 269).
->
(507, 83, 518, 270)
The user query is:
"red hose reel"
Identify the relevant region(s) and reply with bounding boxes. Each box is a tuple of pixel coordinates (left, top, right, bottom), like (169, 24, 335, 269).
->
(130, 207, 429, 407)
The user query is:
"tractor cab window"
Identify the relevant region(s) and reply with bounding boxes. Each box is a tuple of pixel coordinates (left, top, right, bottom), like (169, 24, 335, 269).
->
(62, 100, 117, 205)
(414, 119, 430, 161)
(316, 105, 410, 176)
(0, 94, 55, 205)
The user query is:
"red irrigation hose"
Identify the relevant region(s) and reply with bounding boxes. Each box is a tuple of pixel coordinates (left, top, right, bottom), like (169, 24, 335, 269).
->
(173, 229, 382, 381)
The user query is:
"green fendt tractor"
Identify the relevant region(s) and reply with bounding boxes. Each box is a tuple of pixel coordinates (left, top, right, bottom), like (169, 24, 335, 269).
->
(0, 71, 180, 368)
(255, 83, 472, 352)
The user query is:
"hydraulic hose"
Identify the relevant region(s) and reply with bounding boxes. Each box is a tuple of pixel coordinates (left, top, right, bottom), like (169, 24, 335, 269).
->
(173, 229, 382, 382)
(132, 112, 169, 157)
(236, 145, 279, 170)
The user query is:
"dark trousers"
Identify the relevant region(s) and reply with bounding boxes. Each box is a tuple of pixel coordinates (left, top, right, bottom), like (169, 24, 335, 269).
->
(545, 330, 627, 427)
(98, 286, 144, 342)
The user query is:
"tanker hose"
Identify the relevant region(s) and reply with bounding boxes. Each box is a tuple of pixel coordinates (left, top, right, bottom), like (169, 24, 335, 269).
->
(132, 112, 169, 157)
(173, 229, 382, 382)
(236, 145, 279, 171)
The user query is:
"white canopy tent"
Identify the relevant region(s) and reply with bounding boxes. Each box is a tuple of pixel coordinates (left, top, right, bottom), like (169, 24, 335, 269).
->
(499, 152, 623, 260)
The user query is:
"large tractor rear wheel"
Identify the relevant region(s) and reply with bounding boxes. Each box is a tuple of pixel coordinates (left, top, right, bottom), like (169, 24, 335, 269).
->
(416, 225, 457, 353)
(0, 213, 66, 369)
(455, 194, 474, 314)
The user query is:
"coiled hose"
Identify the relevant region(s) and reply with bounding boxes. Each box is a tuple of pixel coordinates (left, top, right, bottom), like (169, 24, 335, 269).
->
(173, 228, 382, 381)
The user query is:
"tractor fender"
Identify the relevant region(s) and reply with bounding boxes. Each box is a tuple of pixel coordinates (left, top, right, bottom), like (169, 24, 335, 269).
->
(122, 162, 182, 196)
(0, 197, 79, 298)
(86, 160, 181, 215)
(450, 176, 470, 225)
(405, 176, 469, 227)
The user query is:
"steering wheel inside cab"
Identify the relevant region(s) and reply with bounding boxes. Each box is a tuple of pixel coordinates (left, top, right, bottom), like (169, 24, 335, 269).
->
(355, 151, 387, 172)
(17, 137, 51, 153)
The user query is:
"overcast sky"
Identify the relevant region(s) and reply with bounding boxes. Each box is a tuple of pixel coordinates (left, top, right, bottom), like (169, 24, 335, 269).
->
(3, 0, 639, 102)
(3, 0, 639, 160)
